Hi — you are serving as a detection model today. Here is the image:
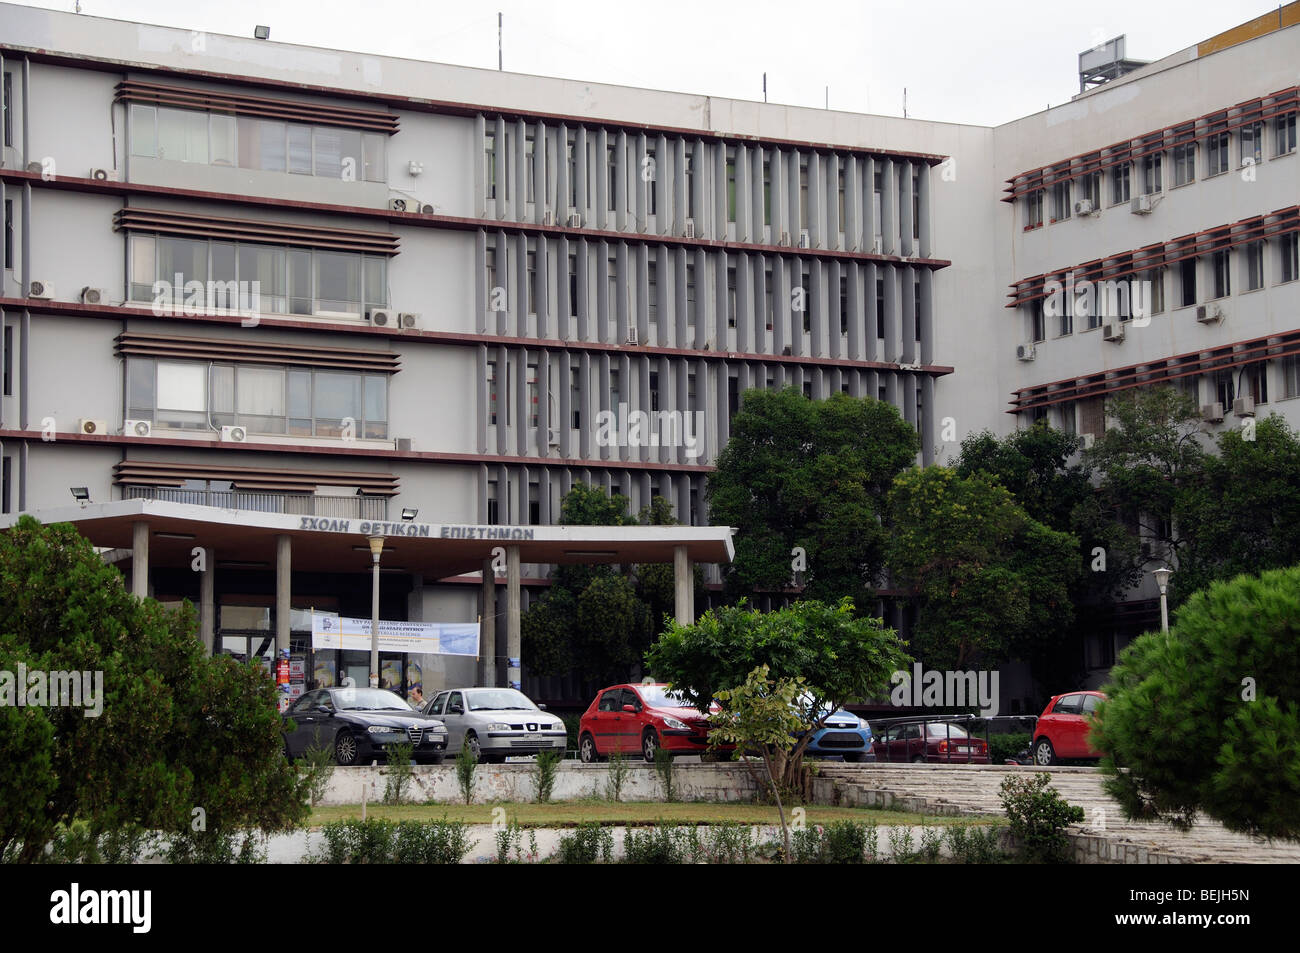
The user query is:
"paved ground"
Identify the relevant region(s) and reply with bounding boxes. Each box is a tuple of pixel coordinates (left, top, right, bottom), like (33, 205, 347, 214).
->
(818, 763, 1300, 863)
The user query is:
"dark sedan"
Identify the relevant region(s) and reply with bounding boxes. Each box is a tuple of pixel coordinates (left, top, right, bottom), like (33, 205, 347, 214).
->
(283, 687, 449, 766)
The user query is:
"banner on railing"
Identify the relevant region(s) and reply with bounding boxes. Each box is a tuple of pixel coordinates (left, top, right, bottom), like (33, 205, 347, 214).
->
(310, 612, 479, 656)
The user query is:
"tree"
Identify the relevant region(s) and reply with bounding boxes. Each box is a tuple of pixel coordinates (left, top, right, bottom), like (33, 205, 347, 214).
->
(886, 467, 1079, 669)
(1176, 414, 1300, 600)
(0, 516, 306, 862)
(709, 666, 806, 862)
(645, 597, 910, 789)
(707, 388, 920, 607)
(1092, 564, 1300, 841)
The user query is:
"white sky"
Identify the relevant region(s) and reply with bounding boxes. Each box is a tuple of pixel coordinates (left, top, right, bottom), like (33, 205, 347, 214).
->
(10, 0, 1290, 126)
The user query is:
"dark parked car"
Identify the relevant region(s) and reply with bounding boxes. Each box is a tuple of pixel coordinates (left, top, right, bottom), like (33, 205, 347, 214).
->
(871, 720, 989, 763)
(1032, 691, 1107, 765)
(579, 683, 733, 763)
(283, 686, 448, 766)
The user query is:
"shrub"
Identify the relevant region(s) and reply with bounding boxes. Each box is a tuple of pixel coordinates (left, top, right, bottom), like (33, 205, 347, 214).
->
(383, 742, 415, 804)
(300, 741, 335, 808)
(605, 751, 630, 802)
(313, 818, 468, 864)
(944, 824, 1006, 864)
(455, 743, 477, 805)
(999, 773, 1084, 863)
(653, 746, 675, 802)
(534, 750, 560, 803)
(622, 825, 686, 864)
(555, 822, 614, 864)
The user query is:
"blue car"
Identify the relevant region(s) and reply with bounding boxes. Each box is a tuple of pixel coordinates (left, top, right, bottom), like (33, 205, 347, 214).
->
(803, 707, 875, 762)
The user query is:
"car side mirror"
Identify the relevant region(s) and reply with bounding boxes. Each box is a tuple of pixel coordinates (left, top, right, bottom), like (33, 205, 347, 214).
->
(537, 703, 548, 710)
(622, 704, 636, 713)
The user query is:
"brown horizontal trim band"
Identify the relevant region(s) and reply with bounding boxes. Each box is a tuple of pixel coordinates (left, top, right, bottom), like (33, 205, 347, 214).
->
(115, 79, 399, 134)
(1007, 205, 1300, 306)
(3, 430, 717, 473)
(115, 460, 398, 493)
(0, 45, 946, 165)
(1, 170, 949, 269)
(113, 207, 400, 255)
(1002, 85, 1299, 201)
(2, 298, 953, 378)
(114, 330, 401, 372)
(1008, 329, 1300, 411)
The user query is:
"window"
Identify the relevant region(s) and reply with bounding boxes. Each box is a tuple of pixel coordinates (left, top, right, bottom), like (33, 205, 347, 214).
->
(1274, 111, 1297, 157)
(129, 105, 385, 182)
(646, 148, 657, 215)
(1111, 163, 1131, 205)
(128, 233, 385, 316)
(569, 252, 579, 318)
(3, 323, 11, 395)
(1, 72, 10, 147)
(1030, 299, 1045, 343)
(1206, 122, 1229, 176)
(1247, 365, 1269, 405)
(648, 371, 660, 413)
(3, 198, 11, 270)
(1024, 190, 1043, 228)
(1240, 121, 1263, 166)
(1078, 169, 1101, 211)
(526, 251, 537, 314)
(130, 360, 387, 438)
(1143, 268, 1165, 315)
(875, 278, 885, 339)
(914, 278, 922, 340)
(1048, 180, 1071, 221)
(1, 455, 9, 515)
(1245, 241, 1264, 291)
(840, 275, 849, 335)
(648, 261, 659, 325)
(726, 265, 737, 328)
(1179, 258, 1197, 307)
(566, 133, 577, 209)
(607, 145, 617, 211)
(1281, 233, 1300, 284)
(726, 148, 737, 223)
(487, 361, 498, 425)
(570, 366, 581, 428)
(1171, 129, 1195, 186)
(800, 265, 811, 332)
(527, 363, 538, 428)
(1211, 250, 1230, 299)
(799, 161, 809, 229)
(1140, 145, 1162, 195)
(1214, 370, 1234, 409)
(685, 150, 695, 218)
(1284, 355, 1300, 399)
(762, 159, 772, 225)
(525, 134, 535, 203)
(485, 132, 497, 199)
(912, 172, 920, 239)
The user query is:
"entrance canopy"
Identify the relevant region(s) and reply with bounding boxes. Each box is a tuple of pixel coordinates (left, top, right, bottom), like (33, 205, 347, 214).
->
(1, 500, 735, 578)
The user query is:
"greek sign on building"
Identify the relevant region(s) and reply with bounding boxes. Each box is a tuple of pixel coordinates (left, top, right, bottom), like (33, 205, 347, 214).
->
(310, 612, 480, 656)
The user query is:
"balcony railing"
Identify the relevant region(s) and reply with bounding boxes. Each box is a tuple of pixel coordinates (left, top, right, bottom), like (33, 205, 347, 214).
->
(125, 486, 388, 520)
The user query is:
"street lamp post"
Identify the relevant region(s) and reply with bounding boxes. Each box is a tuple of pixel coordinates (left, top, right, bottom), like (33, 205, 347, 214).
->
(1153, 566, 1172, 633)
(368, 534, 385, 687)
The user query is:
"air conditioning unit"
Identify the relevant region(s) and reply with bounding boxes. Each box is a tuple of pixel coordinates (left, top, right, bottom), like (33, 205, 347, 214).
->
(567, 210, 582, 228)
(419, 203, 434, 214)
(80, 287, 107, 305)
(1196, 305, 1223, 324)
(1073, 198, 1095, 215)
(123, 418, 153, 438)
(626, 327, 639, 345)
(1130, 194, 1154, 215)
(28, 280, 53, 299)
(547, 428, 561, 447)
(388, 197, 421, 212)
(398, 312, 421, 330)
(779, 231, 791, 246)
(220, 425, 248, 443)
(394, 437, 414, 452)
(1016, 343, 1036, 362)
(1102, 322, 1125, 342)
(26, 161, 44, 174)
(368, 308, 396, 327)
(1079, 432, 1096, 450)
(1201, 402, 1224, 423)
(89, 167, 118, 182)
(798, 230, 811, 248)
(543, 208, 554, 226)
(78, 418, 108, 435)
(684, 218, 696, 239)
(1233, 396, 1256, 418)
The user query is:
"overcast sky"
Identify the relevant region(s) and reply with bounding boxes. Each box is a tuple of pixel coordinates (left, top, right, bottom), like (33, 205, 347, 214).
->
(10, 0, 1290, 126)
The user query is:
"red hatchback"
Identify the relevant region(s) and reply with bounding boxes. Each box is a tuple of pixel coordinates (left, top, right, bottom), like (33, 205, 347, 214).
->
(1032, 691, 1106, 765)
(579, 683, 727, 763)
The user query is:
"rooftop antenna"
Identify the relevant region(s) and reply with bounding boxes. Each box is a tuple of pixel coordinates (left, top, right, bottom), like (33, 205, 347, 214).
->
(903, 87, 907, 119)
(763, 72, 767, 103)
(498, 12, 503, 71)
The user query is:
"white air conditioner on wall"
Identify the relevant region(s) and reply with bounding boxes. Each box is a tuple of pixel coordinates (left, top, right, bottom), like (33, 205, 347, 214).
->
(568, 210, 582, 228)
(1016, 343, 1036, 362)
(394, 437, 414, 452)
(1201, 402, 1224, 423)
(1074, 198, 1094, 215)
(398, 312, 421, 330)
(89, 167, 118, 182)
(798, 230, 811, 248)
(684, 218, 696, 239)
(1102, 322, 1125, 343)
(1196, 305, 1224, 324)
(626, 327, 639, 345)
(1079, 432, 1096, 449)
(123, 419, 153, 437)
(78, 418, 107, 435)
(368, 308, 396, 327)
(81, 287, 107, 305)
(28, 280, 53, 299)
(220, 425, 248, 443)
(1233, 396, 1256, 418)
(1130, 194, 1154, 215)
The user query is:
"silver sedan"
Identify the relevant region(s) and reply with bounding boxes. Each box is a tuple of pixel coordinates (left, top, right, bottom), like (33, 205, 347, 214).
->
(423, 687, 567, 763)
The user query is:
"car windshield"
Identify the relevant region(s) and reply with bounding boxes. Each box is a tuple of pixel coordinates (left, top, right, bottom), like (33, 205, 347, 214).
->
(467, 689, 537, 711)
(331, 688, 412, 711)
(638, 685, 691, 709)
(925, 722, 971, 738)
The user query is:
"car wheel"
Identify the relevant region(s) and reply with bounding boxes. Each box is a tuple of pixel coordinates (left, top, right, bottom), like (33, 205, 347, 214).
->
(334, 731, 361, 767)
(466, 732, 486, 764)
(1033, 738, 1056, 766)
(579, 733, 601, 764)
(642, 729, 661, 763)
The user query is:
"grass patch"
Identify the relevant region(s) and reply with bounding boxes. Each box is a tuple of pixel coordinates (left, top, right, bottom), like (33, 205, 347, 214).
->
(309, 801, 995, 828)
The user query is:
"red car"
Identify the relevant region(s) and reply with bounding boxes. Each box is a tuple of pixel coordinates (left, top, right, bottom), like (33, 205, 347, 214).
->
(578, 683, 728, 763)
(1032, 691, 1106, 765)
(871, 720, 990, 763)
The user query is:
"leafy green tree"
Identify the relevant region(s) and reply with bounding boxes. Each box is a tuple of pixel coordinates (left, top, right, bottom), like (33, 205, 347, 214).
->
(646, 597, 910, 788)
(707, 388, 920, 606)
(886, 467, 1079, 669)
(0, 516, 306, 863)
(1176, 414, 1300, 600)
(709, 666, 806, 862)
(1093, 564, 1300, 841)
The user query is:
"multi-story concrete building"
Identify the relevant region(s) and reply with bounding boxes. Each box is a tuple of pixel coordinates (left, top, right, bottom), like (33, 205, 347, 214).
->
(0, 2, 1296, 708)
